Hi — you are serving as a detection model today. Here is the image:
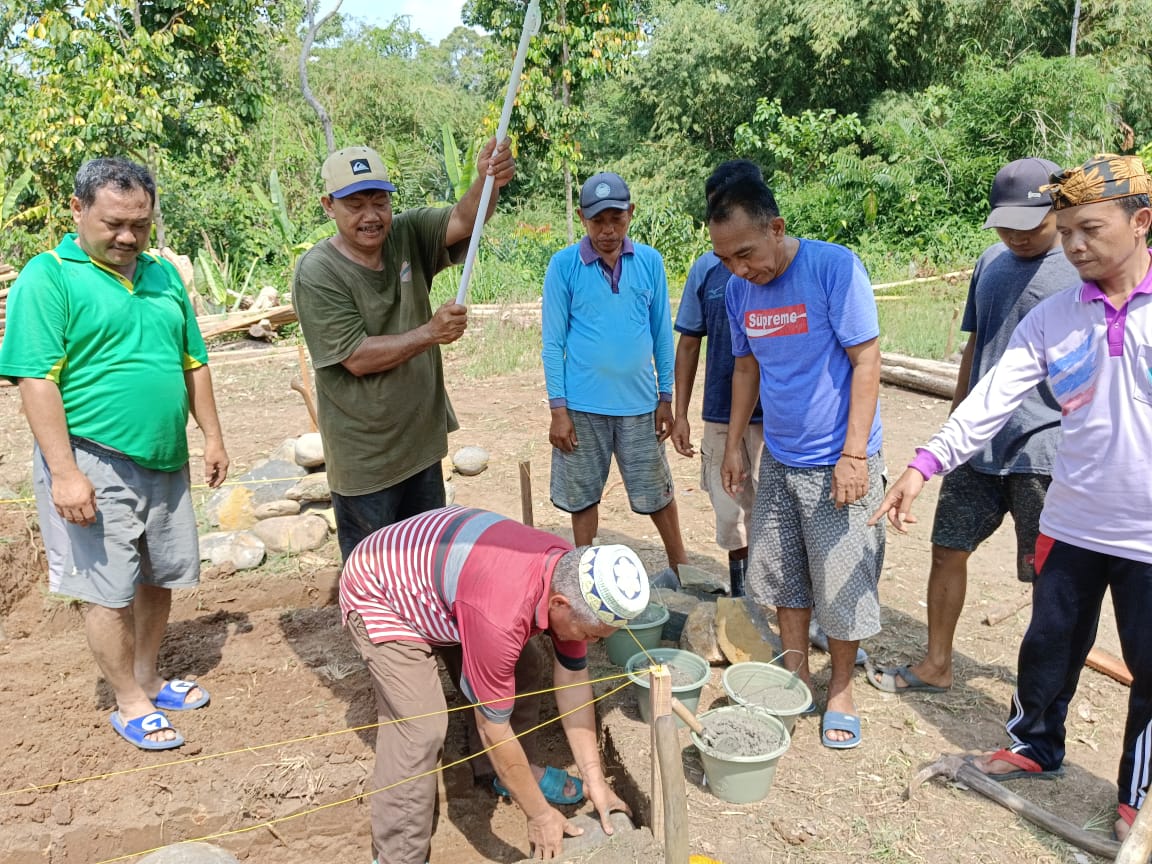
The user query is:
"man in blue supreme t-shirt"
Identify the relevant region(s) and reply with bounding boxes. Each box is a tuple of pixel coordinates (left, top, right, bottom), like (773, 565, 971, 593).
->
(542, 172, 688, 580)
(708, 161, 885, 750)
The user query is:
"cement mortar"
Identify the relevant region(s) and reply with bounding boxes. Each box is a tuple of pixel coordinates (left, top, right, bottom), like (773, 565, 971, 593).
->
(698, 710, 786, 758)
(665, 660, 699, 687)
(733, 681, 810, 711)
(629, 603, 666, 626)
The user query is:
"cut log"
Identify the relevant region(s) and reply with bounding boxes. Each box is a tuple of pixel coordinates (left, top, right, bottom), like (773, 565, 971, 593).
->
(883, 352, 963, 379)
(879, 365, 955, 399)
(198, 305, 297, 339)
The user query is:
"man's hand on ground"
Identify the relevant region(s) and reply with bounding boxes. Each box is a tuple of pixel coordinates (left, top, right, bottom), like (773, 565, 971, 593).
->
(654, 402, 674, 442)
(52, 467, 97, 525)
(549, 408, 578, 453)
(586, 776, 630, 835)
(526, 806, 580, 860)
(867, 467, 925, 532)
(426, 301, 468, 345)
(203, 438, 230, 488)
(830, 455, 868, 508)
(670, 417, 695, 457)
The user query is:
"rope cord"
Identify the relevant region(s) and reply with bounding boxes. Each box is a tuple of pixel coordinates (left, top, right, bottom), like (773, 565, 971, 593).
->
(2, 669, 635, 798)
(91, 676, 636, 864)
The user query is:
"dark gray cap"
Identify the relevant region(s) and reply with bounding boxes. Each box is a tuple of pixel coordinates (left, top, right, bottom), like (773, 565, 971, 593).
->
(579, 172, 631, 218)
(983, 158, 1061, 230)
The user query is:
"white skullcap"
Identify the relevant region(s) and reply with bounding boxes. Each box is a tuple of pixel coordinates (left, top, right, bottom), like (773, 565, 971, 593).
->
(578, 545, 650, 626)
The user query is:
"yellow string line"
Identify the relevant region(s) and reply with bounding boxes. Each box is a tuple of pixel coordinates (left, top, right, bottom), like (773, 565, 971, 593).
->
(93, 677, 638, 864)
(2, 670, 635, 798)
(0, 475, 325, 507)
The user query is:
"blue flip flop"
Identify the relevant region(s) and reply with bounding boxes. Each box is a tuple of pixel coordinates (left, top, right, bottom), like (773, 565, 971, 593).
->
(493, 765, 584, 805)
(110, 710, 185, 751)
(821, 711, 862, 750)
(153, 679, 210, 712)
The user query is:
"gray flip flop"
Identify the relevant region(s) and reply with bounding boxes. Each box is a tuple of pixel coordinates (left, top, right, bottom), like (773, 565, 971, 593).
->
(864, 660, 949, 693)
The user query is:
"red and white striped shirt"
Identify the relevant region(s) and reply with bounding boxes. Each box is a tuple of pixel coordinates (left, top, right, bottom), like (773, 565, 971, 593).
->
(339, 506, 584, 720)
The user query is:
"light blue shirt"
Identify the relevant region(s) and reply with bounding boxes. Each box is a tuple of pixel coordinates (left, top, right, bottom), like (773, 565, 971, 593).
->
(542, 240, 673, 416)
(726, 239, 882, 467)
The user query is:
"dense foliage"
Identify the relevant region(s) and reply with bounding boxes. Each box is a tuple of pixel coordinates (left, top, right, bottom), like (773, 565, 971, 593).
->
(1, 0, 1150, 295)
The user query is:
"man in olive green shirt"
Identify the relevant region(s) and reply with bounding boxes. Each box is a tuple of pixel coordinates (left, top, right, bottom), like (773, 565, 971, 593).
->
(293, 139, 514, 560)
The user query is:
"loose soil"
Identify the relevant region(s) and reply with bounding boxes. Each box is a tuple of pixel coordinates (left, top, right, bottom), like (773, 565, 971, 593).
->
(0, 341, 1134, 864)
(698, 709, 788, 759)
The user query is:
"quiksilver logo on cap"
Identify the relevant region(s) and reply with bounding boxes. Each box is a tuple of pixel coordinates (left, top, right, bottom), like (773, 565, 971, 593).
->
(350, 159, 371, 175)
(595, 182, 612, 198)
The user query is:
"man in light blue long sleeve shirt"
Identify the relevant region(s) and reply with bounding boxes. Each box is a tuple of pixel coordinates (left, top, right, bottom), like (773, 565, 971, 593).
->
(542, 172, 687, 577)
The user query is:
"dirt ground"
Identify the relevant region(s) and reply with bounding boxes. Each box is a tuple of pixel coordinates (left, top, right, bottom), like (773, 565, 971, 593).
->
(0, 339, 1132, 864)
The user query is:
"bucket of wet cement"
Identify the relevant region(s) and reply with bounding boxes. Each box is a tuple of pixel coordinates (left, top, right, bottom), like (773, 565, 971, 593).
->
(722, 661, 812, 735)
(625, 647, 711, 727)
(691, 705, 791, 804)
(605, 603, 670, 666)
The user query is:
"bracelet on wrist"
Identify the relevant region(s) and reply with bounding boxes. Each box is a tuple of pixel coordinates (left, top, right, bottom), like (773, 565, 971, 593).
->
(840, 451, 868, 461)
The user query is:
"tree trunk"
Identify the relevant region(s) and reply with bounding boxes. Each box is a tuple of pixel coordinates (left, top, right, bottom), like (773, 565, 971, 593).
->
(560, 2, 574, 242)
(300, 0, 342, 155)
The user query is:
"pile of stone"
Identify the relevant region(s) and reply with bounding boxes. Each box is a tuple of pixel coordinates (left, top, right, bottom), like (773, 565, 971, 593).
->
(199, 432, 334, 569)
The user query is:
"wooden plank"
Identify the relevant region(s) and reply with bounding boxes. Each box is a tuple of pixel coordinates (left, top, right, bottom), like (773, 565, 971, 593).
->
(654, 715, 689, 864)
(518, 460, 533, 527)
(1086, 646, 1132, 687)
(198, 305, 297, 339)
(648, 665, 672, 843)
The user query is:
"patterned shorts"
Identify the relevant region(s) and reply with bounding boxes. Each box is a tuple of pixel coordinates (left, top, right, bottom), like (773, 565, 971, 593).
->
(930, 462, 1050, 582)
(550, 410, 675, 515)
(746, 450, 886, 641)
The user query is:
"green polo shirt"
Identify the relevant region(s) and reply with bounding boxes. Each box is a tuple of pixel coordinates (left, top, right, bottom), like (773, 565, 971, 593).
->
(0, 234, 208, 471)
(292, 207, 464, 496)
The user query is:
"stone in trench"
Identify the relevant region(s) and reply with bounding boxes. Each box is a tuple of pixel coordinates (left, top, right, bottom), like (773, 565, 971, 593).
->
(681, 601, 724, 664)
(204, 460, 307, 529)
(253, 499, 301, 519)
(294, 432, 325, 468)
(138, 843, 240, 864)
(285, 472, 330, 503)
(300, 502, 337, 531)
(452, 445, 490, 476)
(251, 514, 329, 553)
(198, 531, 266, 570)
(444, 479, 456, 505)
(268, 437, 298, 464)
(649, 586, 701, 642)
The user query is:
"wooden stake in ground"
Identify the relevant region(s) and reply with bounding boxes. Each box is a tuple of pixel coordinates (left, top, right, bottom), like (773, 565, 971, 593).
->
(654, 714, 688, 864)
(648, 664, 671, 842)
(519, 460, 533, 527)
(296, 344, 317, 433)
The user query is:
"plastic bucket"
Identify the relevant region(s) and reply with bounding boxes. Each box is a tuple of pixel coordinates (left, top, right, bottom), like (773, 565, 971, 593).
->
(690, 705, 791, 804)
(626, 647, 711, 727)
(604, 603, 670, 666)
(722, 661, 812, 735)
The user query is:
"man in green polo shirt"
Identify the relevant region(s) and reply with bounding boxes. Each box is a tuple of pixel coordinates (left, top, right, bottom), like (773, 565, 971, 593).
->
(293, 138, 514, 560)
(0, 157, 229, 751)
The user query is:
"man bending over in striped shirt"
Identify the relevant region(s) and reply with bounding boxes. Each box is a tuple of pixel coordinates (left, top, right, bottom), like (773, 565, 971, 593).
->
(340, 505, 648, 863)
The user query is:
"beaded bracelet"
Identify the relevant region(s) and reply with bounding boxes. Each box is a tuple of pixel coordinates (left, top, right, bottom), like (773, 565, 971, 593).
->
(840, 451, 868, 461)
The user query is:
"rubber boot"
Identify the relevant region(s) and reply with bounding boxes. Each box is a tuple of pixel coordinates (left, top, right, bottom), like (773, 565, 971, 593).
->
(729, 558, 747, 598)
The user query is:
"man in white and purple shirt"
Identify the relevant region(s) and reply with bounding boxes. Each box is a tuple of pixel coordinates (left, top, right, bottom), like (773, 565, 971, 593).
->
(873, 154, 1152, 842)
(340, 506, 647, 863)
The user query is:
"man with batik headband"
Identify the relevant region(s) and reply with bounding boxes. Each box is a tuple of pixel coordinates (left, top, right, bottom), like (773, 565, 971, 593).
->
(872, 154, 1152, 842)
(340, 506, 643, 863)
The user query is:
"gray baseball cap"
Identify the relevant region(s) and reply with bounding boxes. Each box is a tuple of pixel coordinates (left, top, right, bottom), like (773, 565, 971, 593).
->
(579, 172, 631, 218)
(982, 158, 1061, 231)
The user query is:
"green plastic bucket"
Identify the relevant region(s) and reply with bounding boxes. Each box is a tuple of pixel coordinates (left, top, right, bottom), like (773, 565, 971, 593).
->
(604, 603, 670, 666)
(690, 705, 791, 804)
(722, 661, 812, 735)
(625, 647, 710, 727)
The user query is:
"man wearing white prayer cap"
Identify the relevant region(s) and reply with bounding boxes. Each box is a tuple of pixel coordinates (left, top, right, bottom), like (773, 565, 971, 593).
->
(339, 505, 648, 863)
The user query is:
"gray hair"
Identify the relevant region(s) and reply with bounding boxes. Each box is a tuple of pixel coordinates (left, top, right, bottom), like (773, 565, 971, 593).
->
(74, 157, 156, 208)
(551, 547, 601, 628)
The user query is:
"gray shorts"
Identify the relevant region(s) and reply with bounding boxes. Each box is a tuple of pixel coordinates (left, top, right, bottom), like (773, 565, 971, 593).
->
(550, 410, 675, 515)
(746, 450, 886, 641)
(36, 441, 200, 608)
(931, 462, 1050, 582)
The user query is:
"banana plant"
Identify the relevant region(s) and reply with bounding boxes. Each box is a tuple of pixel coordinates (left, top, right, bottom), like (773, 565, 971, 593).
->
(441, 124, 478, 202)
(1, 152, 48, 231)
